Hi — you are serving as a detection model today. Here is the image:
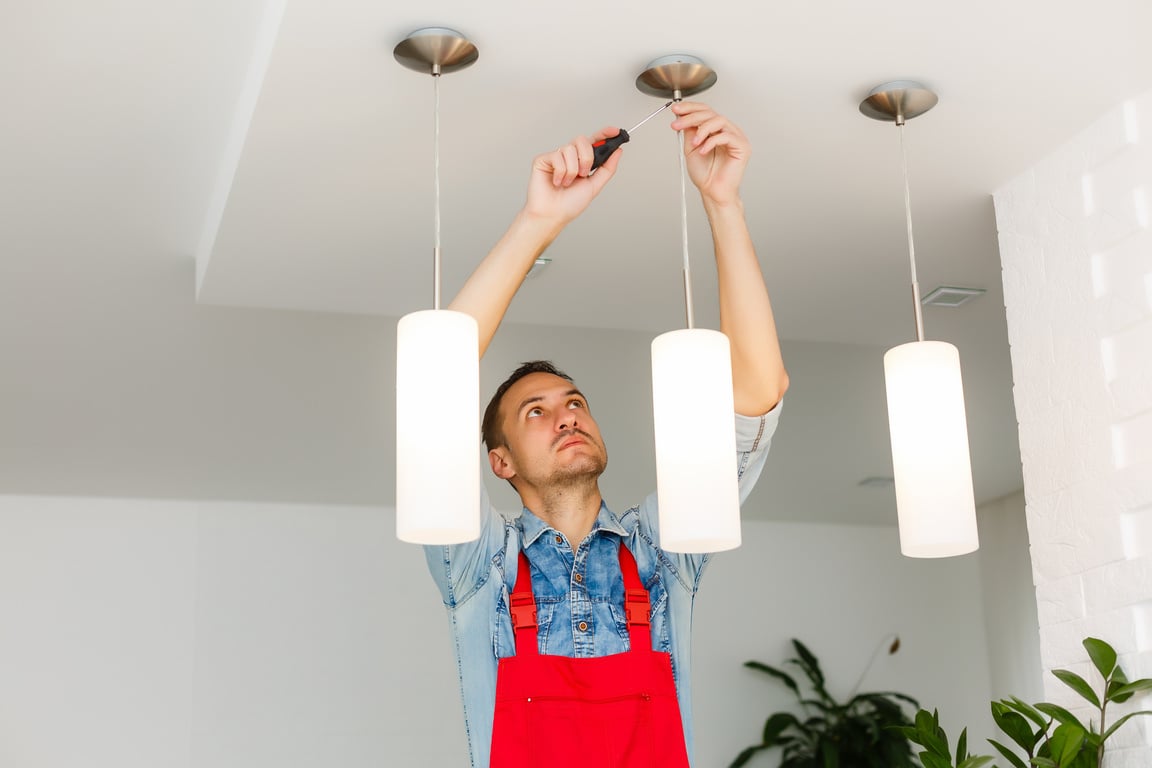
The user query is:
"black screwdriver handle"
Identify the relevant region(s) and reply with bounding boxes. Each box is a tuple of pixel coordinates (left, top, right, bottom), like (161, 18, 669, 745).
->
(590, 129, 630, 172)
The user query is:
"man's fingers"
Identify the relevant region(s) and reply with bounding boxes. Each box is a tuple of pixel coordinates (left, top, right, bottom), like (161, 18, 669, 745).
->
(539, 132, 621, 187)
(590, 125, 622, 143)
(576, 137, 595, 177)
(692, 130, 749, 160)
(669, 101, 716, 129)
(559, 144, 582, 186)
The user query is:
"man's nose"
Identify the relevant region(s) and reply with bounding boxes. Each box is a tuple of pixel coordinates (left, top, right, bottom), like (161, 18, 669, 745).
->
(557, 410, 577, 430)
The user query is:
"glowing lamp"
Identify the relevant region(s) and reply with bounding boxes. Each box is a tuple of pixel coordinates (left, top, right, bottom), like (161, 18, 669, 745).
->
(652, 329, 740, 552)
(884, 340, 978, 557)
(395, 310, 480, 543)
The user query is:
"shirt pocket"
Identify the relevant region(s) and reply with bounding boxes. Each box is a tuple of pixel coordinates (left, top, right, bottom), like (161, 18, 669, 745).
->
(603, 603, 634, 650)
(646, 582, 671, 653)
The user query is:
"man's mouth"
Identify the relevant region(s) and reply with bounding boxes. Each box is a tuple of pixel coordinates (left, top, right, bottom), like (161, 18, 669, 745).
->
(555, 431, 591, 451)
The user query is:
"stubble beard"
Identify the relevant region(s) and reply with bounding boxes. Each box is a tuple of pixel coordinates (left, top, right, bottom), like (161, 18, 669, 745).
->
(512, 436, 608, 493)
(549, 451, 607, 488)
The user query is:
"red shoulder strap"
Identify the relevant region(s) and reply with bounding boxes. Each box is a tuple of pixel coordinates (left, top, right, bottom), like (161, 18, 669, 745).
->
(511, 551, 538, 656)
(617, 543, 652, 651)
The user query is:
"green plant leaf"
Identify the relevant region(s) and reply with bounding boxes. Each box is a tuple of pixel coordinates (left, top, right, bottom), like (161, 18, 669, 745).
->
(850, 690, 920, 709)
(1030, 757, 1057, 767)
(958, 758, 997, 768)
(730, 744, 768, 767)
(912, 723, 949, 755)
(763, 712, 799, 745)
(895, 726, 919, 742)
(921, 754, 952, 768)
(1051, 670, 1101, 708)
(956, 727, 968, 764)
(989, 739, 1029, 768)
(745, 661, 802, 698)
(1002, 697, 1049, 729)
(1082, 637, 1117, 681)
(800, 698, 834, 713)
(1101, 710, 1152, 741)
(792, 639, 826, 689)
(993, 709, 1039, 752)
(1048, 722, 1086, 766)
(1106, 667, 1129, 702)
(1034, 703, 1081, 728)
(1108, 679, 1152, 702)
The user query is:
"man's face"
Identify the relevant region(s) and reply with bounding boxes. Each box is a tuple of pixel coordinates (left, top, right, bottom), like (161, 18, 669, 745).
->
(490, 372, 608, 492)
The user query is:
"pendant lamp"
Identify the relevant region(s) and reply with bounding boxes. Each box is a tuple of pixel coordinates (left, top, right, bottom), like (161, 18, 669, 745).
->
(637, 56, 740, 553)
(393, 28, 480, 544)
(860, 82, 978, 558)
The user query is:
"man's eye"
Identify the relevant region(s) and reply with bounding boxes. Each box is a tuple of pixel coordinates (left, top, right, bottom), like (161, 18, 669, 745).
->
(568, 400, 584, 410)
(527, 407, 543, 418)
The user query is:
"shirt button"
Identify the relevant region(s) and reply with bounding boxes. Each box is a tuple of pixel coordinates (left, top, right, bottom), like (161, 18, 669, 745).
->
(574, 573, 583, 583)
(578, 621, 589, 632)
(554, 535, 563, 544)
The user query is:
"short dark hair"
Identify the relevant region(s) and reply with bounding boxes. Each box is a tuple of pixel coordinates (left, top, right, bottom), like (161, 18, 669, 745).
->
(482, 360, 573, 451)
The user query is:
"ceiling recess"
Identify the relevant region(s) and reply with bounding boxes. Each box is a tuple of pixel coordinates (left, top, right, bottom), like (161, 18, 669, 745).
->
(922, 286, 986, 307)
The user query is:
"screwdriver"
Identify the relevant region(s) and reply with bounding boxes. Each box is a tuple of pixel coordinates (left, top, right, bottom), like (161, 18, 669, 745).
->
(590, 100, 675, 172)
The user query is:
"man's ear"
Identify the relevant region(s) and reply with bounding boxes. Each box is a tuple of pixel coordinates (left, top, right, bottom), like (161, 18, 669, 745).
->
(489, 447, 516, 481)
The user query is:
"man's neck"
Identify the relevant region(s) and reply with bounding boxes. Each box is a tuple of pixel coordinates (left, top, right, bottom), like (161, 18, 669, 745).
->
(522, 482, 603, 547)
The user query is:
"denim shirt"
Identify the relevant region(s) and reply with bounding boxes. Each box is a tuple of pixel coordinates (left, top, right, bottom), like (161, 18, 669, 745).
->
(424, 407, 780, 767)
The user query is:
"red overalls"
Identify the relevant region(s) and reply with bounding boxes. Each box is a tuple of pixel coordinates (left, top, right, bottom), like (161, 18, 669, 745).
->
(488, 542, 691, 767)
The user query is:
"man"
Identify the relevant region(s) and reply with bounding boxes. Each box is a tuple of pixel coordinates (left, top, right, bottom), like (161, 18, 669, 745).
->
(424, 102, 787, 767)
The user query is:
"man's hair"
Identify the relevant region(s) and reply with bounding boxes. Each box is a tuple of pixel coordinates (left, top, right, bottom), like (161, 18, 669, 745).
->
(482, 360, 573, 451)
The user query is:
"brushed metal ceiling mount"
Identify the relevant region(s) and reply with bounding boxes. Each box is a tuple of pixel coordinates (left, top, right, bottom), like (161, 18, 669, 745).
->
(859, 80, 937, 125)
(393, 27, 478, 75)
(635, 54, 716, 99)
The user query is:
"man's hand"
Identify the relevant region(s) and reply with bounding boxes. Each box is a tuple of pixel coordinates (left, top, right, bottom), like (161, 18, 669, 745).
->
(523, 127, 623, 226)
(447, 125, 624, 359)
(670, 102, 750, 207)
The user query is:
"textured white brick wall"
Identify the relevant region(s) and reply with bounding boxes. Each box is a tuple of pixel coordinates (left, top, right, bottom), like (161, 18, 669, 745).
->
(995, 92, 1152, 763)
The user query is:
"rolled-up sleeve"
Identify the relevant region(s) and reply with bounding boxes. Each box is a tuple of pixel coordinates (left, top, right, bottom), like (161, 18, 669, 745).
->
(735, 400, 782, 506)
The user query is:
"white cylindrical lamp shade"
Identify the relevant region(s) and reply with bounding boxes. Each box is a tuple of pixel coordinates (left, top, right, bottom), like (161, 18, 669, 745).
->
(396, 309, 480, 544)
(651, 329, 740, 553)
(884, 340, 978, 558)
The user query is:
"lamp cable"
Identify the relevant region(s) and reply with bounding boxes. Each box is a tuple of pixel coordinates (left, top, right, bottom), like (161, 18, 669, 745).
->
(674, 91, 695, 329)
(898, 121, 925, 342)
(432, 66, 442, 310)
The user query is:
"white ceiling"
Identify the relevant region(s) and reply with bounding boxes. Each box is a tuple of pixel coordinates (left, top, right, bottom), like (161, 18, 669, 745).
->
(4, 0, 1152, 522)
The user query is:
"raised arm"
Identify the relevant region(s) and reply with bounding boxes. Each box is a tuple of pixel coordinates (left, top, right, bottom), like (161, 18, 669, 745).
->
(670, 102, 789, 416)
(449, 128, 625, 358)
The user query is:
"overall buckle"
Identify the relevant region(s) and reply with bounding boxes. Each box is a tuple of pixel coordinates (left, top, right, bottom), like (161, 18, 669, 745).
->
(625, 589, 651, 626)
(509, 592, 537, 631)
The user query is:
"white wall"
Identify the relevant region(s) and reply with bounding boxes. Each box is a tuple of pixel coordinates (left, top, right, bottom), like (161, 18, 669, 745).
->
(995, 89, 1152, 764)
(0, 494, 1003, 768)
(978, 490, 1044, 704)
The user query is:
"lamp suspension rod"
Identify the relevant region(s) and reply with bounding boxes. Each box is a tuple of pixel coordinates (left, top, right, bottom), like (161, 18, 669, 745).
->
(897, 117, 925, 342)
(673, 89, 695, 330)
(432, 65, 442, 310)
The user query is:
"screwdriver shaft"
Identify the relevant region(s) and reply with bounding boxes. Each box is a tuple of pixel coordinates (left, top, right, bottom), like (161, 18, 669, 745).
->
(628, 100, 675, 134)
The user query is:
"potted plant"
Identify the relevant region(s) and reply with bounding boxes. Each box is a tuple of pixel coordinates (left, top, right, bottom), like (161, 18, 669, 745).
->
(731, 637, 920, 767)
(902, 637, 1152, 768)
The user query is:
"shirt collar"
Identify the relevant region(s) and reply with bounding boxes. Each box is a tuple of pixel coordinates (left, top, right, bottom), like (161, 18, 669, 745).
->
(517, 501, 628, 546)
